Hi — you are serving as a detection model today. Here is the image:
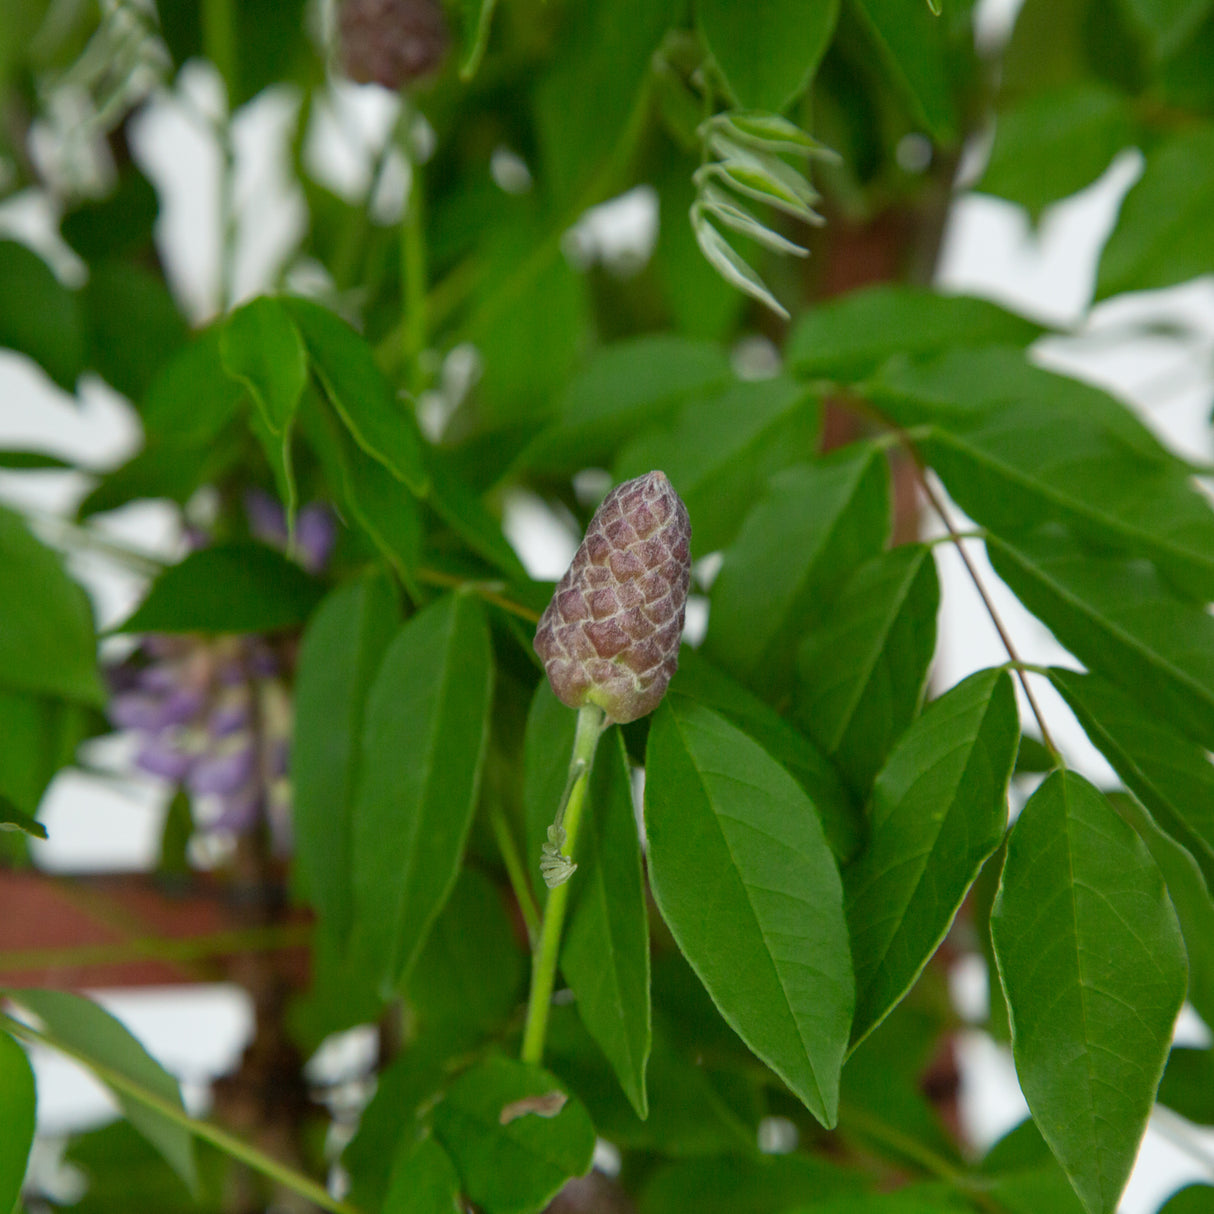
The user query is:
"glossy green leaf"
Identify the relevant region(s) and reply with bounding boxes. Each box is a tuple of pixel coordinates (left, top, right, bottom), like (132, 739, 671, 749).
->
(990, 771, 1187, 1214)
(1115, 0, 1214, 59)
(614, 375, 820, 554)
(987, 528, 1214, 751)
(784, 1194, 970, 1214)
(0, 505, 103, 706)
(645, 699, 854, 1126)
(284, 296, 428, 494)
(0, 239, 85, 391)
(351, 593, 494, 996)
(794, 543, 940, 798)
(869, 347, 1214, 601)
(0, 795, 47, 840)
(9, 989, 198, 1194)
(0, 1029, 35, 1214)
(846, 668, 1019, 1047)
(1158, 1047, 1214, 1124)
(220, 296, 307, 436)
(978, 1119, 1087, 1214)
(699, 0, 837, 111)
(138, 325, 245, 444)
(1159, 1186, 1214, 1214)
(1049, 667, 1214, 895)
(706, 442, 890, 701)
(382, 1134, 462, 1214)
(0, 689, 95, 816)
(117, 542, 324, 635)
(562, 729, 651, 1118)
(787, 286, 1043, 382)
(978, 84, 1134, 219)
(430, 1054, 595, 1214)
(1096, 125, 1214, 299)
(292, 571, 399, 947)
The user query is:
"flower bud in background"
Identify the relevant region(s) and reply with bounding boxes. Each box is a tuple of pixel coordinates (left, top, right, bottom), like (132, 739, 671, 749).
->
(338, 0, 450, 89)
(534, 471, 691, 725)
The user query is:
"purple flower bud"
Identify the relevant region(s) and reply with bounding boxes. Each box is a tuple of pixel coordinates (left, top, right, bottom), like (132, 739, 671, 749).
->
(187, 742, 258, 797)
(245, 488, 289, 548)
(212, 785, 263, 835)
(338, 0, 450, 89)
(294, 504, 337, 573)
(136, 739, 195, 782)
(209, 695, 251, 737)
(534, 471, 691, 724)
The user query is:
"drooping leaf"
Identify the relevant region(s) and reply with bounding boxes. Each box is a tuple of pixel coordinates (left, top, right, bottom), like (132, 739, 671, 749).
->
(0, 1029, 36, 1214)
(990, 771, 1187, 1214)
(220, 296, 308, 436)
(1049, 667, 1214, 896)
(705, 442, 890, 701)
(794, 543, 940, 799)
(350, 593, 494, 996)
(0, 239, 86, 392)
(382, 1134, 462, 1214)
(561, 729, 651, 1118)
(138, 325, 245, 444)
(8, 990, 198, 1194)
(614, 375, 820, 554)
(116, 543, 324, 635)
(644, 699, 854, 1126)
(846, 668, 1019, 1048)
(691, 213, 790, 320)
(786, 286, 1043, 382)
(0, 505, 103, 706)
(1158, 1047, 1214, 1124)
(698, 0, 839, 111)
(430, 1055, 595, 1214)
(698, 183, 811, 257)
(292, 571, 399, 948)
(0, 795, 47, 840)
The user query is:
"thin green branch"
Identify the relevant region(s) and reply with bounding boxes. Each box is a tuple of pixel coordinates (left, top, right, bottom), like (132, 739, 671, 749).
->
(488, 800, 541, 944)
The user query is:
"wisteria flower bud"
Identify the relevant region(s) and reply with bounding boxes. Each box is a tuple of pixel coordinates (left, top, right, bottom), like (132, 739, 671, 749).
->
(338, 0, 450, 89)
(534, 471, 691, 725)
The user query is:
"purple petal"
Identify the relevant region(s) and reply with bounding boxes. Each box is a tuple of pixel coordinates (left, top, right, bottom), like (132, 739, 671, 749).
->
(211, 785, 263, 834)
(245, 488, 288, 547)
(294, 504, 337, 573)
(209, 698, 251, 737)
(243, 639, 278, 678)
(187, 743, 257, 796)
(136, 739, 194, 782)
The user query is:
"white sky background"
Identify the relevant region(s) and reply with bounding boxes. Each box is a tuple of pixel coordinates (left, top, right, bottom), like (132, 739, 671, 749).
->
(3, 0, 1214, 1205)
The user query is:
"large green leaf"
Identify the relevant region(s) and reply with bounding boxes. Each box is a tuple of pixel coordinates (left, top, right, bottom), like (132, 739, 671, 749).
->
(1115, 0, 1214, 60)
(614, 375, 820, 554)
(644, 699, 854, 1126)
(1160, 1187, 1214, 1214)
(705, 442, 890, 702)
(786, 286, 1043, 382)
(430, 1055, 595, 1214)
(794, 543, 940, 799)
(0, 689, 95, 816)
(990, 771, 1187, 1214)
(698, 0, 838, 111)
(846, 668, 1019, 1048)
(561, 729, 651, 1118)
(117, 543, 324, 635)
(284, 296, 428, 494)
(8, 990, 198, 1194)
(382, 1134, 462, 1214)
(0, 239, 86, 391)
(292, 572, 399, 948)
(1158, 1047, 1214, 1124)
(1096, 125, 1214, 299)
(219, 296, 307, 436)
(1049, 667, 1214, 895)
(986, 528, 1214, 751)
(0, 1029, 35, 1214)
(138, 325, 244, 444)
(868, 346, 1214, 601)
(350, 593, 494, 996)
(0, 506, 103, 706)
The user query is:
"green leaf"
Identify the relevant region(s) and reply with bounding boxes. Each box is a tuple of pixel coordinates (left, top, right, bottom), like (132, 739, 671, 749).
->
(710, 110, 840, 157)
(0, 795, 47, 840)
(1049, 667, 1214, 896)
(61, 167, 159, 264)
(138, 325, 245, 445)
(986, 528, 1214, 751)
(793, 543, 940, 799)
(846, 668, 1019, 1048)
(978, 84, 1134, 220)
(430, 1054, 595, 1214)
(1115, 0, 1214, 60)
(1158, 1047, 1214, 1124)
(1096, 125, 1214, 299)
(697, 183, 811, 257)
(990, 771, 1187, 1214)
(0, 505, 103, 706)
(117, 542, 324, 635)
(786, 285, 1044, 382)
(284, 296, 428, 494)
(292, 572, 399, 947)
(0, 1029, 35, 1214)
(523, 680, 579, 886)
(383, 1134, 462, 1214)
(700, 142, 824, 222)
(8, 990, 198, 1194)
(614, 375, 820, 554)
(644, 699, 854, 1126)
(350, 593, 494, 996)
(522, 335, 732, 473)
(0, 450, 74, 470)
(562, 729, 651, 1118)
(1159, 1186, 1214, 1214)
(698, 0, 839, 111)
(692, 214, 789, 319)
(978, 1119, 1087, 1214)
(0, 689, 96, 816)
(220, 296, 307, 436)
(869, 346, 1214, 601)
(705, 442, 890, 702)
(0, 239, 86, 392)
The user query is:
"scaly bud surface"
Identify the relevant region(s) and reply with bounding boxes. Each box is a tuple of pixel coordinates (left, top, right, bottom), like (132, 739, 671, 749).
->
(535, 471, 691, 724)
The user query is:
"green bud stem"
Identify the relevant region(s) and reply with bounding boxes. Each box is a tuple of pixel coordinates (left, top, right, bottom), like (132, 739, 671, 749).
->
(520, 704, 606, 1065)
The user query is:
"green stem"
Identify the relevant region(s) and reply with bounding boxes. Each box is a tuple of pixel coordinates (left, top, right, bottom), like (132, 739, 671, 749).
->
(488, 800, 541, 944)
(401, 128, 428, 393)
(520, 705, 606, 1065)
(0, 1012, 361, 1214)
